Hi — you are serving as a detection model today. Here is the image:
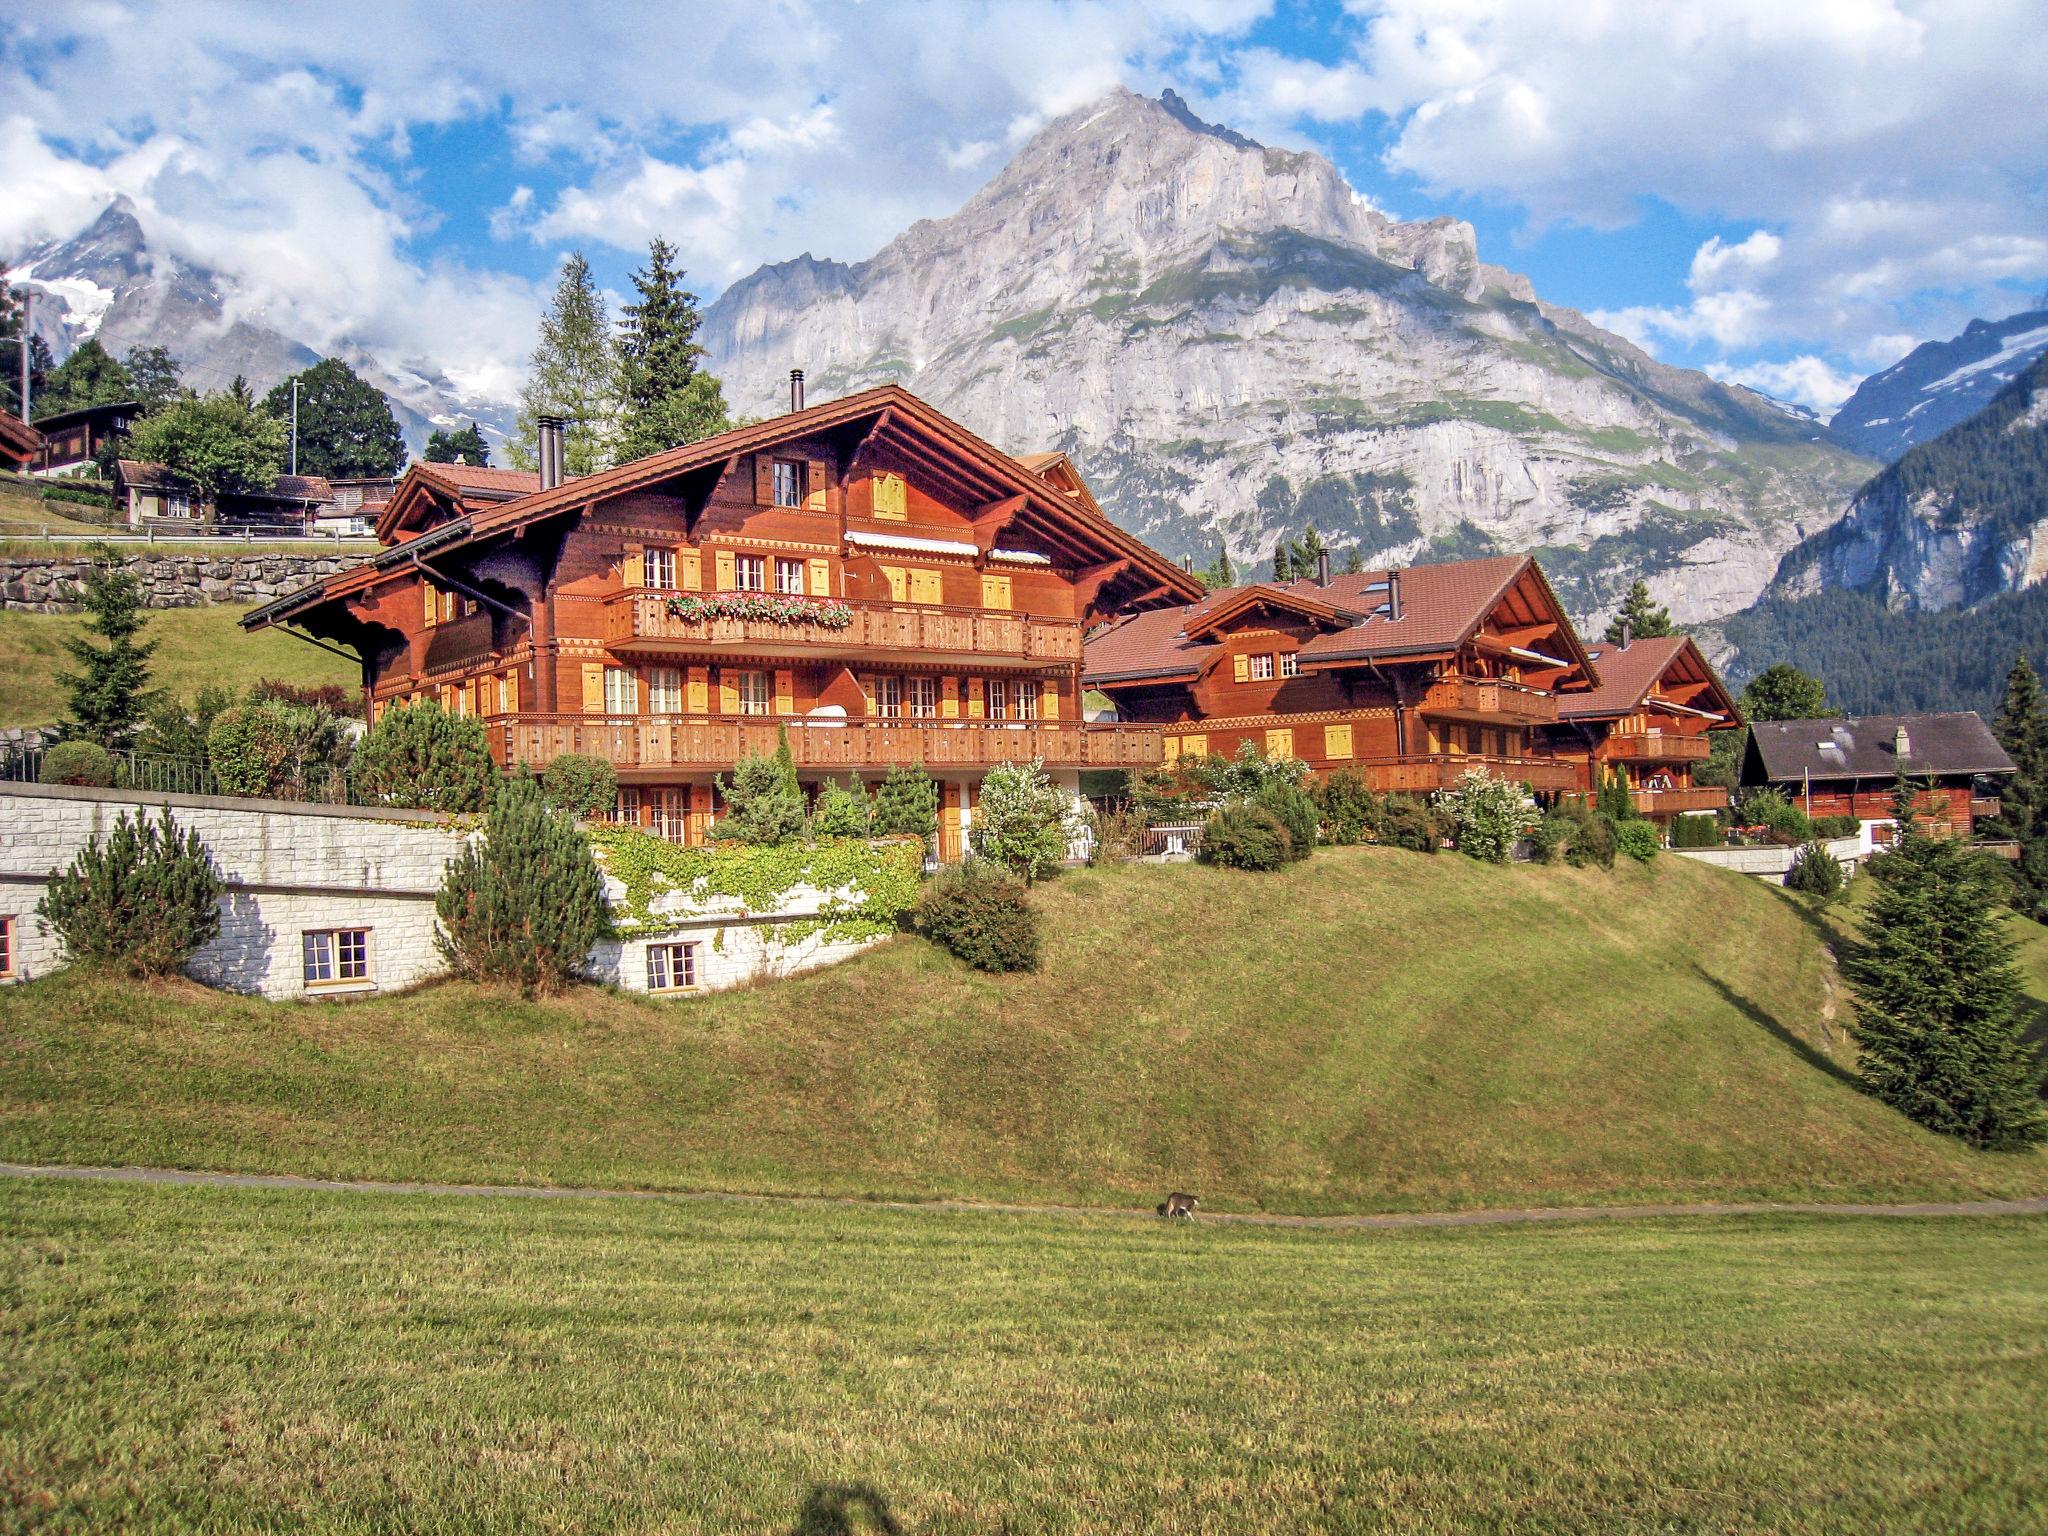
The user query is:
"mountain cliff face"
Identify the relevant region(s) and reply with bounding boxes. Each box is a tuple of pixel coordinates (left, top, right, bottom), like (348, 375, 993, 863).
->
(701, 89, 1872, 628)
(1769, 350, 2048, 612)
(5, 197, 505, 453)
(1827, 309, 2048, 462)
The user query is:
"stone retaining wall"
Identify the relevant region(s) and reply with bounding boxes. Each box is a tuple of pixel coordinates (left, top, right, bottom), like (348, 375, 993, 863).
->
(0, 552, 369, 612)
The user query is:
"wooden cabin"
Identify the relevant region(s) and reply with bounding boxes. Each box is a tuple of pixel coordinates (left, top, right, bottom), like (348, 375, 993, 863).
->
(27, 400, 137, 476)
(1742, 712, 2015, 840)
(0, 413, 42, 474)
(1548, 633, 1741, 823)
(1083, 554, 1597, 794)
(242, 385, 1202, 857)
(115, 459, 335, 528)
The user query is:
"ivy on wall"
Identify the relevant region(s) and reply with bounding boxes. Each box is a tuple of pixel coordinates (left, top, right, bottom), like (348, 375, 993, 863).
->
(586, 826, 924, 944)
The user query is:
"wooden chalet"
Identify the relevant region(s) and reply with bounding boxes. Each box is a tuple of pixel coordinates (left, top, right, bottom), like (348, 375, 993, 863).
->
(27, 400, 138, 476)
(1742, 712, 2015, 839)
(242, 384, 1202, 857)
(114, 459, 336, 528)
(1082, 554, 1598, 794)
(1548, 632, 1742, 823)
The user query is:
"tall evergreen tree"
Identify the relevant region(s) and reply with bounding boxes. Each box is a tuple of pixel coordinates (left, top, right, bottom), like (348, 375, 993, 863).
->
(614, 238, 732, 461)
(1604, 579, 1675, 643)
(1271, 537, 1289, 582)
(227, 373, 255, 410)
(1340, 545, 1365, 575)
(425, 420, 491, 466)
(36, 339, 135, 417)
(1850, 783, 2046, 1150)
(263, 357, 405, 478)
(1290, 526, 1329, 581)
(1988, 651, 2048, 921)
(58, 544, 157, 751)
(510, 252, 619, 476)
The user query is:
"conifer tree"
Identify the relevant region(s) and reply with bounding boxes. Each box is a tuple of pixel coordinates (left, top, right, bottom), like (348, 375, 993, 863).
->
(873, 764, 939, 847)
(1989, 651, 2048, 920)
(510, 253, 619, 476)
(1341, 545, 1365, 575)
(1850, 783, 2046, 1150)
(713, 733, 805, 845)
(614, 238, 732, 461)
(1271, 538, 1289, 582)
(425, 421, 492, 466)
(1290, 526, 1328, 580)
(58, 544, 156, 751)
(38, 807, 224, 977)
(1604, 580, 1675, 643)
(227, 373, 255, 410)
(347, 699, 498, 812)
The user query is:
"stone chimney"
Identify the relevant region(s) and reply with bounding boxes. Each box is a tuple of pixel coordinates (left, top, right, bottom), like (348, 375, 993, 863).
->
(1894, 723, 1912, 760)
(536, 415, 565, 491)
(789, 368, 806, 413)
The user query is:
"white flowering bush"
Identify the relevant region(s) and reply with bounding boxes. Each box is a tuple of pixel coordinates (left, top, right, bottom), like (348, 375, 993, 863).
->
(1435, 769, 1535, 865)
(972, 757, 1071, 884)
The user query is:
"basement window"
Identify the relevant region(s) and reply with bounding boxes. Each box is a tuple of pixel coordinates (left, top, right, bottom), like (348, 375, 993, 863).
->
(646, 941, 699, 993)
(302, 928, 371, 989)
(0, 914, 15, 979)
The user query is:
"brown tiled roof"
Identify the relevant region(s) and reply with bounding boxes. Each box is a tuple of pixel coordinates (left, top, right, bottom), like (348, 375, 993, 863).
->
(115, 458, 175, 490)
(412, 463, 542, 497)
(0, 413, 41, 461)
(271, 475, 335, 503)
(1748, 712, 2015, 782)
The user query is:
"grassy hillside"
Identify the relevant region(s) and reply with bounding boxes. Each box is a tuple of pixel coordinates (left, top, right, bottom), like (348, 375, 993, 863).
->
(4, 850, 2041, 1212)
(8, 1180, 2045, 1533)
(0, 604, 357, 727)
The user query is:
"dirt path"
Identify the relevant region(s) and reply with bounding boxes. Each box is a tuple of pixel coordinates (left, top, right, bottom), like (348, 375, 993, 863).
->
(4, 1161, 2044, 1231)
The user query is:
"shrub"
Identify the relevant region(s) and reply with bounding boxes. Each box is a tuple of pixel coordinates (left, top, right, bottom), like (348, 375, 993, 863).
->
(1786, 840, 1847, 903)
(1255, 777, 1319, 861)
(714, 738, 805, 845)
(873, 764, 940, 846)
(1567, 813, 1618, 871)
(207, 698, 351, 800)
(1738, 787, 1811, 846)
(1313, 769, 1378, 846)
(1595, 766, 1639, 823)
(1436, 769, 1533, 864)
(1529, 808, 1576, 864)
(37, 807, 223, 976)
(248, 679, 354, 713)
(435, 775, 613, 997)
(973, 757, 1071, 883)
(1376, 795, 1439, 854)
(350, 700, 498, 812)
(911, 863, 1039, 972)
(1201, 800, 1292, 871)
(1616, 819, 1661, 863)
(1670, 813, 1724, 849)
(542, 754, 618, 819)
(1087, 805, 1146, 865)
(38, 739, 114, 787)
(810, 775, 873, 838)
(1812, 814, 1861, 840)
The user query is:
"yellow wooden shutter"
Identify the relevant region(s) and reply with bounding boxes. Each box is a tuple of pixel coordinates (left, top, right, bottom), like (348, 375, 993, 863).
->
(940, 677, 959, 719)
(805, 458, 830, 512)
(718, 669, 739, 714)
(681, 550, 702, 591)
(1325, 723, 1353, 760)
(753, 456, 775, 504)
(581, 663, 606, 713)
(1163, 735, 1181, 765)
(774, 669, 794, 715)
(910, 569, 942, 605)
(713, 550, 736, 591)
(872, 472, 906, 519)
(1040, 679, 1059, 720)
(423, 581, 438, 626)
(980, 573, 1012, 610)
(686, 666, 708, 713)
(1232, 653, 1250, 683)
(503, 669, 519, 712)
(882, 565, 908, 602)
(623, 550, 643, 589)
(967, 677, 985, 719)
(1265, 728, 1294, 759)
(1183, 733, 1207, 759)
(807, 557, 831, 597)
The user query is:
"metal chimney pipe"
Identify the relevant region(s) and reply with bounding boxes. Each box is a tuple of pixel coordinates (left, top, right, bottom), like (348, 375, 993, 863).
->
(1387, 569, 1403, 622)
(1620, 619, 1632, 650)
(789, 369, 805, 413)
(537, 414, 564, 491)
(1316, 549, 1331, 587)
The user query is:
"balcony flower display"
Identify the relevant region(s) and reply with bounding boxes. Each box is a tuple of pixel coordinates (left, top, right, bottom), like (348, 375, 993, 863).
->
(662, 592, 856, 629)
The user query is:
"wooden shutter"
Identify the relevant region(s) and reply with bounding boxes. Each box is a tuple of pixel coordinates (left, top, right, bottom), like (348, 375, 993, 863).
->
(980, 573, 1011, 610)
(910, 569, 942, 605)
(805, 459, 830, 512)
(1265, 728, 1294, 759)
(687, 666, 709, 714)
(688, 783, 713, 846)
(882, 565, 908, 603)
(967, 677, 985, 719)
(423, 582, 438, 626)
(1040, 679, 1059, 721)
(872, 472, 906, 519)
(681, 550, 703, 591)
(1232, 653, 1250, 683)
(774, 669, 795, 715)
(623, 550, 643, 589)
(753, 455, 775, 504)
(714, 550, 736, 591)
(1163, 736, 1181, 765)
(718, 669, 740, 714)
(940, 677, 959, 719)
(581, 663, 606, 713)
(502, 669, 519, 712)
(807, 557, 831, 597)
(1324, 723, 1353, 760)
(1183, 733, 1207, 758)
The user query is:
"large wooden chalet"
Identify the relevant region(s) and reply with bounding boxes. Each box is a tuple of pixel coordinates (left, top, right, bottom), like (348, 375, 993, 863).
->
(243, 384, 1202, 858)
(1082, 554, 1598, 794)
(1545, 632, 1742, 824)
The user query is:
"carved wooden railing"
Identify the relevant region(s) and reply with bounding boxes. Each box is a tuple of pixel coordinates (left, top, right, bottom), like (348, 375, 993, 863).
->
(1417, 675, 1561, 724)
(1350, 754, 1583, 794)
(1630, 786, 1729, 814)
(603, 592, 1082, 662)
(1605, 730, 1712, 762)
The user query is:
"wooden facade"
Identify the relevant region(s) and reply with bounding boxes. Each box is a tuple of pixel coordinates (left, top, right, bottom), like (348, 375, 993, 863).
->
(243, 387, 1203, 855)
(1741, 712, 2015, 841)
(27, 401, 136, 476)
(1547, 634, 1742, 823)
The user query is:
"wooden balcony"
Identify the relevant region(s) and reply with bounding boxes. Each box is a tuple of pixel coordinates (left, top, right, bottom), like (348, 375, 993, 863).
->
(1352, 754, 1583, 795)
(603, 592, 1082, 666)
(1418, 675, 1560, 725)
(1631, 786, 1729, 816)
(1606, 730, 1712, 763)
(488, 712, 1161, 774)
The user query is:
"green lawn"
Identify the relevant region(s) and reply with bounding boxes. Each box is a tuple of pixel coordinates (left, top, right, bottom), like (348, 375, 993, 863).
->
(5, 850, 2042, 1213)
(3, 1179, 2043, 1533)
(0, 603, 357, 727)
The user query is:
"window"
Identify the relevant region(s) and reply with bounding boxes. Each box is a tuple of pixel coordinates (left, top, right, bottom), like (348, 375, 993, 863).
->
(302, 928, 370, 987)
(647, 667, 683, 714)
(775, 557, 806, 595)
(906, 677, 938, 719)
(871, 472, 907, 519)
(735, 670, 772, 716)
(871, 675, 903, 718)
(646, 941, 699, 992)
(644, 548, 676, 589)
(1279, 652, 1299, 678)
(771, 460, 804, 508)
(164, 490, 191, 519)
(604, 667, 638, 714)
(0, 914, 14, 979)
(986, 679, 1010, 721)
(1248, 653, 1275, 681)
(1014, 683, 1039, 722)
(733, 554, 767, 592)
(649, 788, 688, 843)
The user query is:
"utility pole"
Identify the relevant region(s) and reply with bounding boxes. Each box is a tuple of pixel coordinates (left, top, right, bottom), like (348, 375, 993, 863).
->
(290, 377, 300, 476)
(14, 286, 28, 424)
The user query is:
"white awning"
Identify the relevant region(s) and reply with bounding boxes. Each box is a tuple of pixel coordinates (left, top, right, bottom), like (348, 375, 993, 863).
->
(846, 530, 979, 558)
(988, 548, 1053, 566)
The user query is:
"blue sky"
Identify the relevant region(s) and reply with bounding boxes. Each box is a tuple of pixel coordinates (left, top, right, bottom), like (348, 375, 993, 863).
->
(4, 1, 2044, 414)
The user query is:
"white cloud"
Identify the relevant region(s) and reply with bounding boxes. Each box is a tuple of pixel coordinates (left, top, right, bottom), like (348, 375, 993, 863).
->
(1707, 355, 1865, 415)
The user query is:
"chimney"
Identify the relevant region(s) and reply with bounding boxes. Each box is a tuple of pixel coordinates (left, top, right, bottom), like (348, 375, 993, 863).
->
(537, 415, 565, 491)
(1316, 549, 1331, 587)
(1620, 619, 1633, 650)
(789, 368, 806, 413)
(1180, 554, 1193, 572)
(1895, 723, 1912, 760)
(1387, 569, 1403, 622)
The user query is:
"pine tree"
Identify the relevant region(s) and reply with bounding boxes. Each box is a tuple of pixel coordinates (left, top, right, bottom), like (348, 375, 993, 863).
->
(713, 741, 805, 845)
(227, 374, 254, 410)
(1271, 538, 1289, 582)
(1604, 580, 1675, 643)
(1850, 783, 2047, 1149)
(347, 699, 499, 812)
(614, 238, 733, 461)
(510, 252, 619, 476)
(1291, 526, 1328, 580)
(37, 807, 224, 977)
(1341, 546, 1364, 576)
(873, 764, 939, 846)
(263, 358, 406, 478)
(1988, 651, 2048, 920)
(58, 544, 156, 751)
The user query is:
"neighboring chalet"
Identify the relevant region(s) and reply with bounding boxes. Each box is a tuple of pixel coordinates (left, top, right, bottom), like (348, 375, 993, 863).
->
(114, 459, 336, 529)
(1083, 554, 1597, 794)
(0, 413, 42, 473)
(242, 384, 1202, 858)
(317, 475, 405, 536)
(1547, 632, 1742, 825)
(27, 400, 137, 476)
(1742, 712, 2015, 840)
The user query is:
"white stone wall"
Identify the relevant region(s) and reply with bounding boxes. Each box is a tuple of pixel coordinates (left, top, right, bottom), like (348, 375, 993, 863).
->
(1672, 833, 1866, 884)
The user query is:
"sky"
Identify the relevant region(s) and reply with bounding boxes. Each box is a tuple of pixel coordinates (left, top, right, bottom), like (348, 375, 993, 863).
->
(2, 0, 2044, 416)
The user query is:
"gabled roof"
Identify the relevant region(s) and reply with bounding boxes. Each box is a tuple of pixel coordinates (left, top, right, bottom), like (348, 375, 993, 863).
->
(1748, 712, 2015, 782)
(374, 462, 542, 540)
(269, 474, 335, 504)
(116, 460, 333, 504)
(114, 458, 175, 490)
(1562, 634, 1740, 722)
(0, 413, 41, 463)
(29, 399, 140, 433)
(1182, 582, 1348, 641)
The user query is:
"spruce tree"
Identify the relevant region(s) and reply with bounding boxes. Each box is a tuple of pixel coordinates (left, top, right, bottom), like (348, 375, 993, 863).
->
(1271, 538, 1289, 582)
(58, 544, 156, 751)
(1850, 784, 2047, 1150)
(1291, 526, 1328, 580)
(1341, 545, 1364, 575)
(1604, 580, 1675, 643)
(510, 252, 619, 476)
(1988, 651, 2048, 921)
(614, 238, 733, 461)
(38, 807, 224, 977)
(348, 700, 498, 812)
(873, 764, 939, 846)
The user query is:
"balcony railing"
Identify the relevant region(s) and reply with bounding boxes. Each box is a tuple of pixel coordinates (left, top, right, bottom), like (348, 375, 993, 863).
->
(1606, 730, 1712, 762)
(489, 712, 1161, 773)
(1418, 675, 1560, 725)
(603, 591, 1082, 664)
(1631, 786, 1729, 815)
(1351, 754, 1583, 795)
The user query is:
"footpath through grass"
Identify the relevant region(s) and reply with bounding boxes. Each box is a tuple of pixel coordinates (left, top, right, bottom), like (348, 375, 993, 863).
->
(3, 1179, 2045, 1533)
(4, 850, 2043, 1213)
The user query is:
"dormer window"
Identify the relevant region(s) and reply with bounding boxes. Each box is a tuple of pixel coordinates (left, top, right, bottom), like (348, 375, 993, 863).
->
(1248, 654, 1274, 681)
(771, 460, 804, 508)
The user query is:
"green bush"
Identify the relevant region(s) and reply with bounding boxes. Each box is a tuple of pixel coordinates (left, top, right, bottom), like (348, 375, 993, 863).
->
(873, 764, 939, 846)
(911, 863, 1039, 972)
(1087, 805, 1146, 865)
(37, 807, 223, 976)
(972, 757, 1070, 883)
(435, 776, 613, 997)
(1313, 769, 1378, 845)
(1595, 766, 1639, 823)
(1201, 801, 1292, 871)
(38, 739, 115, 787)
(1567, 813, 1619, 871)
(714, 739, 805, 845)
(1376, 795, 1440, 854)
(1255, 777, 1319, 862)
(41, 482, 115, 510)
(1812, 814, 1861, 840)
(1529, 808, 1576, 864)
(1616, 819, 1661, 863)
(350, 700, 498, 812)
(810, 775, 873, 838)
(1786, 840, 1847, 903)
(1670, 813, 1724, 848)
(542, 754, 618, 819)
(1436, 769, 1533, 864)
(1738, 787, 1811, 846)
(207, 698, 351, 800)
